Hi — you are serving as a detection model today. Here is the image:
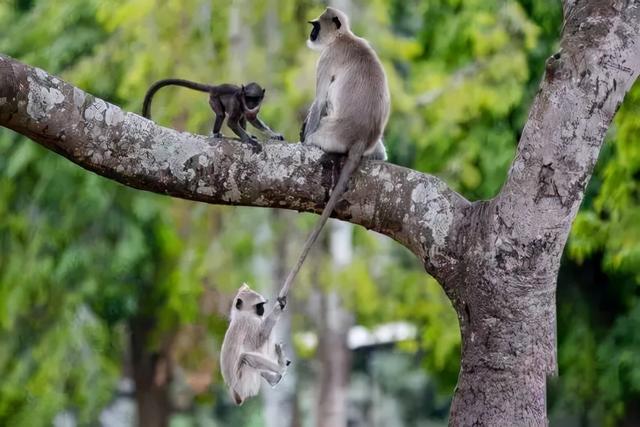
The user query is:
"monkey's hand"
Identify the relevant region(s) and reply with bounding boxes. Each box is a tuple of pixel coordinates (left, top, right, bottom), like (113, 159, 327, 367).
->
(277, 296, 287, 310)
(271, 133, 285, 141)
(299, 120, 307, 143)
(241, 136, 263, 154)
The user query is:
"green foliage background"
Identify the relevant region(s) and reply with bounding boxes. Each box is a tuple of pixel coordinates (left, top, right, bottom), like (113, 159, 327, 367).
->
(0, 0, 638, 426)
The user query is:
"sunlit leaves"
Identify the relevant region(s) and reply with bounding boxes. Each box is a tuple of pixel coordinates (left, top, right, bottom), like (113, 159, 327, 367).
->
(569, 82, 640, 276)
(0, 2, 176, 422)
(387, 0, 539, 201)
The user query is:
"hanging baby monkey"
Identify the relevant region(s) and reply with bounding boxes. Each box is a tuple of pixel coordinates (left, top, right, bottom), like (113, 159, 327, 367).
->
(220, 284, 289, 405)
(221, 6, 389, 405)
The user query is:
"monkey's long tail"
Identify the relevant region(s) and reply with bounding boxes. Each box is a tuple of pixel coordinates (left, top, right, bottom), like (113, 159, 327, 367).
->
(142, 78, 213, 119)
(278, 139, 368, 300)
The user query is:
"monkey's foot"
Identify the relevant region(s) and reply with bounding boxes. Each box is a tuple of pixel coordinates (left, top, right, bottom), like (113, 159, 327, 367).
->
(242, 138, 263, 154)
(213, 132, 224, 138)
(261, 371, 284, 387)
(233, 390, 243, 406)
(271, 373, 283, 387)
(270, 133, 285, 141)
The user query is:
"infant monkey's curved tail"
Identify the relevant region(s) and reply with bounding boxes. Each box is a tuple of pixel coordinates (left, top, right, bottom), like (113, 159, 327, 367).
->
(142, 78, 214, 119)
(278, 140, 367, 301)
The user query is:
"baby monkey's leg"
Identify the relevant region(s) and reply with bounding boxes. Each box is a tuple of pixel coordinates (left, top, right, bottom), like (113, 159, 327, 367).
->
(241, 352, 282, 373)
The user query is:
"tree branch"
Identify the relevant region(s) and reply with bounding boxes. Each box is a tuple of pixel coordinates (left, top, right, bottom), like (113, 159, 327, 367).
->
(496, 0, 640, 273)
(0, 54, 469, 276)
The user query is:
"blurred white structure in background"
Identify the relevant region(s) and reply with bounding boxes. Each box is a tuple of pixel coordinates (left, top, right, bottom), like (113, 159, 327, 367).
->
(296, 322, 417, 352)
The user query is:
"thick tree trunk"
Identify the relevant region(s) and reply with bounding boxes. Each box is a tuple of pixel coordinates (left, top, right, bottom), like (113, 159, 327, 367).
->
(447, 202, 556, 423)
(0, 1, 638, 425)
(445, 2, 640, 425)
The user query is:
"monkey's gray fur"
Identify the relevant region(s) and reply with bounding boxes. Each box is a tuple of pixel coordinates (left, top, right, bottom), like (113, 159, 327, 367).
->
(302, 7, 389, 160)
(279, 7, 390, 299)
(220, 284, 290, 406)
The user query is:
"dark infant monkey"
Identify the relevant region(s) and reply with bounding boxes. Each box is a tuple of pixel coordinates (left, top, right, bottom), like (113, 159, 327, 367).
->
(142, 79, 284, 152)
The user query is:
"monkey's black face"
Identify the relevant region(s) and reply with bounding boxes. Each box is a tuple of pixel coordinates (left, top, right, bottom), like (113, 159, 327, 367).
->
(309, 21, 320, 42)
(255, 303, 265, 317)
(242, 83, 265, 115)
(243, 95, 263, 111)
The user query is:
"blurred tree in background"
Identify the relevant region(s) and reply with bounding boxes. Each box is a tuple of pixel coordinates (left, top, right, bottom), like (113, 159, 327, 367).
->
(0, 0, 638, 426)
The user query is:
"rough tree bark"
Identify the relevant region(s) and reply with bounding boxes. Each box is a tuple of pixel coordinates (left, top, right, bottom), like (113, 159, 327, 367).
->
(446, 2, 640, 424)
(0, 1, 638, 425)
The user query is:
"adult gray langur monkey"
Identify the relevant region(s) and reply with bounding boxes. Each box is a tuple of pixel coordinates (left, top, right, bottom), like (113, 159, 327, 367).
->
(300, 8, 388, 161)
(279, 7, 390, 300)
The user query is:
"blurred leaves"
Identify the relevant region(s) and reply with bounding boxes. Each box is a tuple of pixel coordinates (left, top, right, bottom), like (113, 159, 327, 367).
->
(561, 81, 640, 426)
